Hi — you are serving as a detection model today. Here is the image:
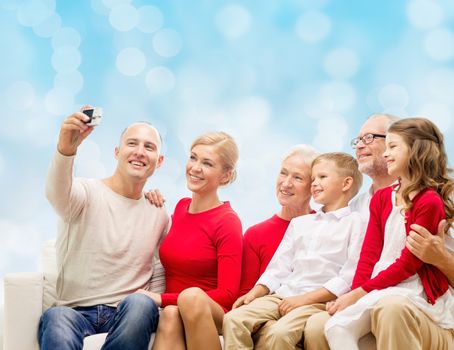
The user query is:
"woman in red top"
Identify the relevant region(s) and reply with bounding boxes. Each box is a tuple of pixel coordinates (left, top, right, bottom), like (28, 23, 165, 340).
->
(142, 131, 243, 350)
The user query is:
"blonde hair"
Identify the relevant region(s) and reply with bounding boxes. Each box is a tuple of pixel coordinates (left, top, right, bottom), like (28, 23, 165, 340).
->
(388, 117, 454, 232)
(191, 131, 239, 185)
(282, 144, 319, 166)
(312, 152, 363, 198)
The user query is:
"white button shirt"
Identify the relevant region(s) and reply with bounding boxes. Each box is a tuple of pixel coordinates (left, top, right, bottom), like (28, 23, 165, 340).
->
(257, 206, 365, 298)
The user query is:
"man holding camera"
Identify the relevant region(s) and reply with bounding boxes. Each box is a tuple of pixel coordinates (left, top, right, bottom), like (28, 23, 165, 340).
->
(38, 106, 169, 350)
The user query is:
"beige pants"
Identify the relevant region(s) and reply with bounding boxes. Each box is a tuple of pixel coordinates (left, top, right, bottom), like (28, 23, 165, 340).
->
(222, 294, 325, 350)
(304, 295, 454, 350)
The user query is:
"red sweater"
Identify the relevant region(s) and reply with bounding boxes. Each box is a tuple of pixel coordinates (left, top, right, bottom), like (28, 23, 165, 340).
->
(159, 198, 243, 311)
(352, 186, 448, 304)
(239, 215, 290, 295)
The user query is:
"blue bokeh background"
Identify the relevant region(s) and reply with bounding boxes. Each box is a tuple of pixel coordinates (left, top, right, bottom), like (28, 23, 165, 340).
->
(1, 1, 453, 343)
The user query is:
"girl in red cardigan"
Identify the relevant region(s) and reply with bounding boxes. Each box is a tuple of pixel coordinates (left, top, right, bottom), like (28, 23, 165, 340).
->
(140, 131, 243, 350)
(324, 117, 454, 350)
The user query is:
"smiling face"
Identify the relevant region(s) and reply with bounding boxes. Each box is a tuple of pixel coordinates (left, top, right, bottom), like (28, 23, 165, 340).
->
(185, 144, 230, 195)
(275, 154, 312, 211)
(355, 116, 389, 177)
(311, 159, 348, 207)
(383, 132, 410, 180)
(115, 123, 163, 182)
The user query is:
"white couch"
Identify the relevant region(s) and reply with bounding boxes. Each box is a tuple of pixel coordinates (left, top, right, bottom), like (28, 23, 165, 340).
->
(4, 240, 378, 350)
(3, 240, 160, 350)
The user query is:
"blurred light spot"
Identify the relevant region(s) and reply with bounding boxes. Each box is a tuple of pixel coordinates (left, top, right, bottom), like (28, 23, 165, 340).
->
(416, 103, 453, 133)
(324, 48, 359, 80)
(52, 46, 81, 73)
(32, 12, 61, 38)
(116, 47, 146, 76)
(137, 5, 164, 33)
(17, 0, 56, 27)
(146, 66, 175, 94)
(426, 68, 454, 103)
(2, 0, 21, 11)
(54, 70, 84, 95)
(237, 64, 257, 91)
(91, 0, 110, 16)
(378, 84, 410, 110)
(406, 0, 443, 29)
(152, 28, 182, 57)
(109, 3, 138, 32)
(215, 4, 251, 39)
(313, 116, 349, 152)
(25, 113, 59, 147)
(156, 156, 181, 182)
(234, 96, 271, 128)
(6, 81, 35, 111)
(102, 0, 131, 9)
(424, 28, 454, 61)
(44, 88, 75, 115)
(319, 81, 356, 113)
(0, 151, 4, 175)
(52, 27, 81, 48)
(295, 10, 331, 43)
(75, 140, 106, 178)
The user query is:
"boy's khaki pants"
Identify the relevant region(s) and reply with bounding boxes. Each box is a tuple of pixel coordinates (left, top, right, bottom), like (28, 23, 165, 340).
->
(222, 294, 326, 350)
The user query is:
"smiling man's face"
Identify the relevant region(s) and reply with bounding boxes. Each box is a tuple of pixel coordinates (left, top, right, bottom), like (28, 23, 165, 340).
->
(355, 116, 389, 177)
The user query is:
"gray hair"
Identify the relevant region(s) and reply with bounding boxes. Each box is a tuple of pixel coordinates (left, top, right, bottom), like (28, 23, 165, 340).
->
(282, 144, 319, 166)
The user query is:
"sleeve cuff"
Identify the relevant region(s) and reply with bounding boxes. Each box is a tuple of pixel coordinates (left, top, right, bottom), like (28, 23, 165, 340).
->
(256, 276, 277, 294)
(323, 277, 351, 297)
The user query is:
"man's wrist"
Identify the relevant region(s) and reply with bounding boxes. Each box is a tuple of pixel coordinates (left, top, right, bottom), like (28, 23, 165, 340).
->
(57, 145, 77, 157)
(437, 249, 454, 270)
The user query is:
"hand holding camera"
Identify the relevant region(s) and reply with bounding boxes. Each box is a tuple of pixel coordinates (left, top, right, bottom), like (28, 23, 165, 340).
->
(57, 105, 103, 156)
(82, 107, 103, 126)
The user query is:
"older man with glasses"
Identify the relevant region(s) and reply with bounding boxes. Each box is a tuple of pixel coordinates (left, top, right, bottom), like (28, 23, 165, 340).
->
(303, 113, 454, 350)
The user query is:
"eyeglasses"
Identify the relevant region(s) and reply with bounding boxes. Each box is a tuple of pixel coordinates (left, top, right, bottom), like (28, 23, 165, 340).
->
(350, 133, 386, 148)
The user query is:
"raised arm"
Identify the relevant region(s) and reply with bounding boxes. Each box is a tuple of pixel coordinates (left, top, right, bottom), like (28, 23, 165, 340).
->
(45, 107, 94, 221)
(57, 106, 93, 156)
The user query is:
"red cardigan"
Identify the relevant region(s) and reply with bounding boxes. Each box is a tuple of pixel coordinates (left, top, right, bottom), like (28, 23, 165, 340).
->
(352, 186, 448, 304)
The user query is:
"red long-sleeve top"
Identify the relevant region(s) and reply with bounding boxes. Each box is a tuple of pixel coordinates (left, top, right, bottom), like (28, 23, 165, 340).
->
(352, 186, 448, 304)
(239, 215, 290, 295)
(159, 198, 243, 311)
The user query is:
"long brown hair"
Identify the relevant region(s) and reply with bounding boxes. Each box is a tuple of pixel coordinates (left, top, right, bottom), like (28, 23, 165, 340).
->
(388, 117, 454, 232)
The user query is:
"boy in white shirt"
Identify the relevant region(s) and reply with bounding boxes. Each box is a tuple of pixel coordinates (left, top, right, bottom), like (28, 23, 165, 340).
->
(222, 152, 365, 350)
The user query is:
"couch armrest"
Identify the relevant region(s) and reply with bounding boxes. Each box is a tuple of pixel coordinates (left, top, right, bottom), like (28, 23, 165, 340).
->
(4, 272, 44, 350)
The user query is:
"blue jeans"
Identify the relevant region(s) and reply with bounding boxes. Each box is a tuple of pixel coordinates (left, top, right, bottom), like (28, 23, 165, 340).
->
(38, 293, 159, 350)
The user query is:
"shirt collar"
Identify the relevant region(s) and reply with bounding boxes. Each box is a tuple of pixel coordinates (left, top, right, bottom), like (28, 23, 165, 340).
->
(314, 205, 352, 219)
